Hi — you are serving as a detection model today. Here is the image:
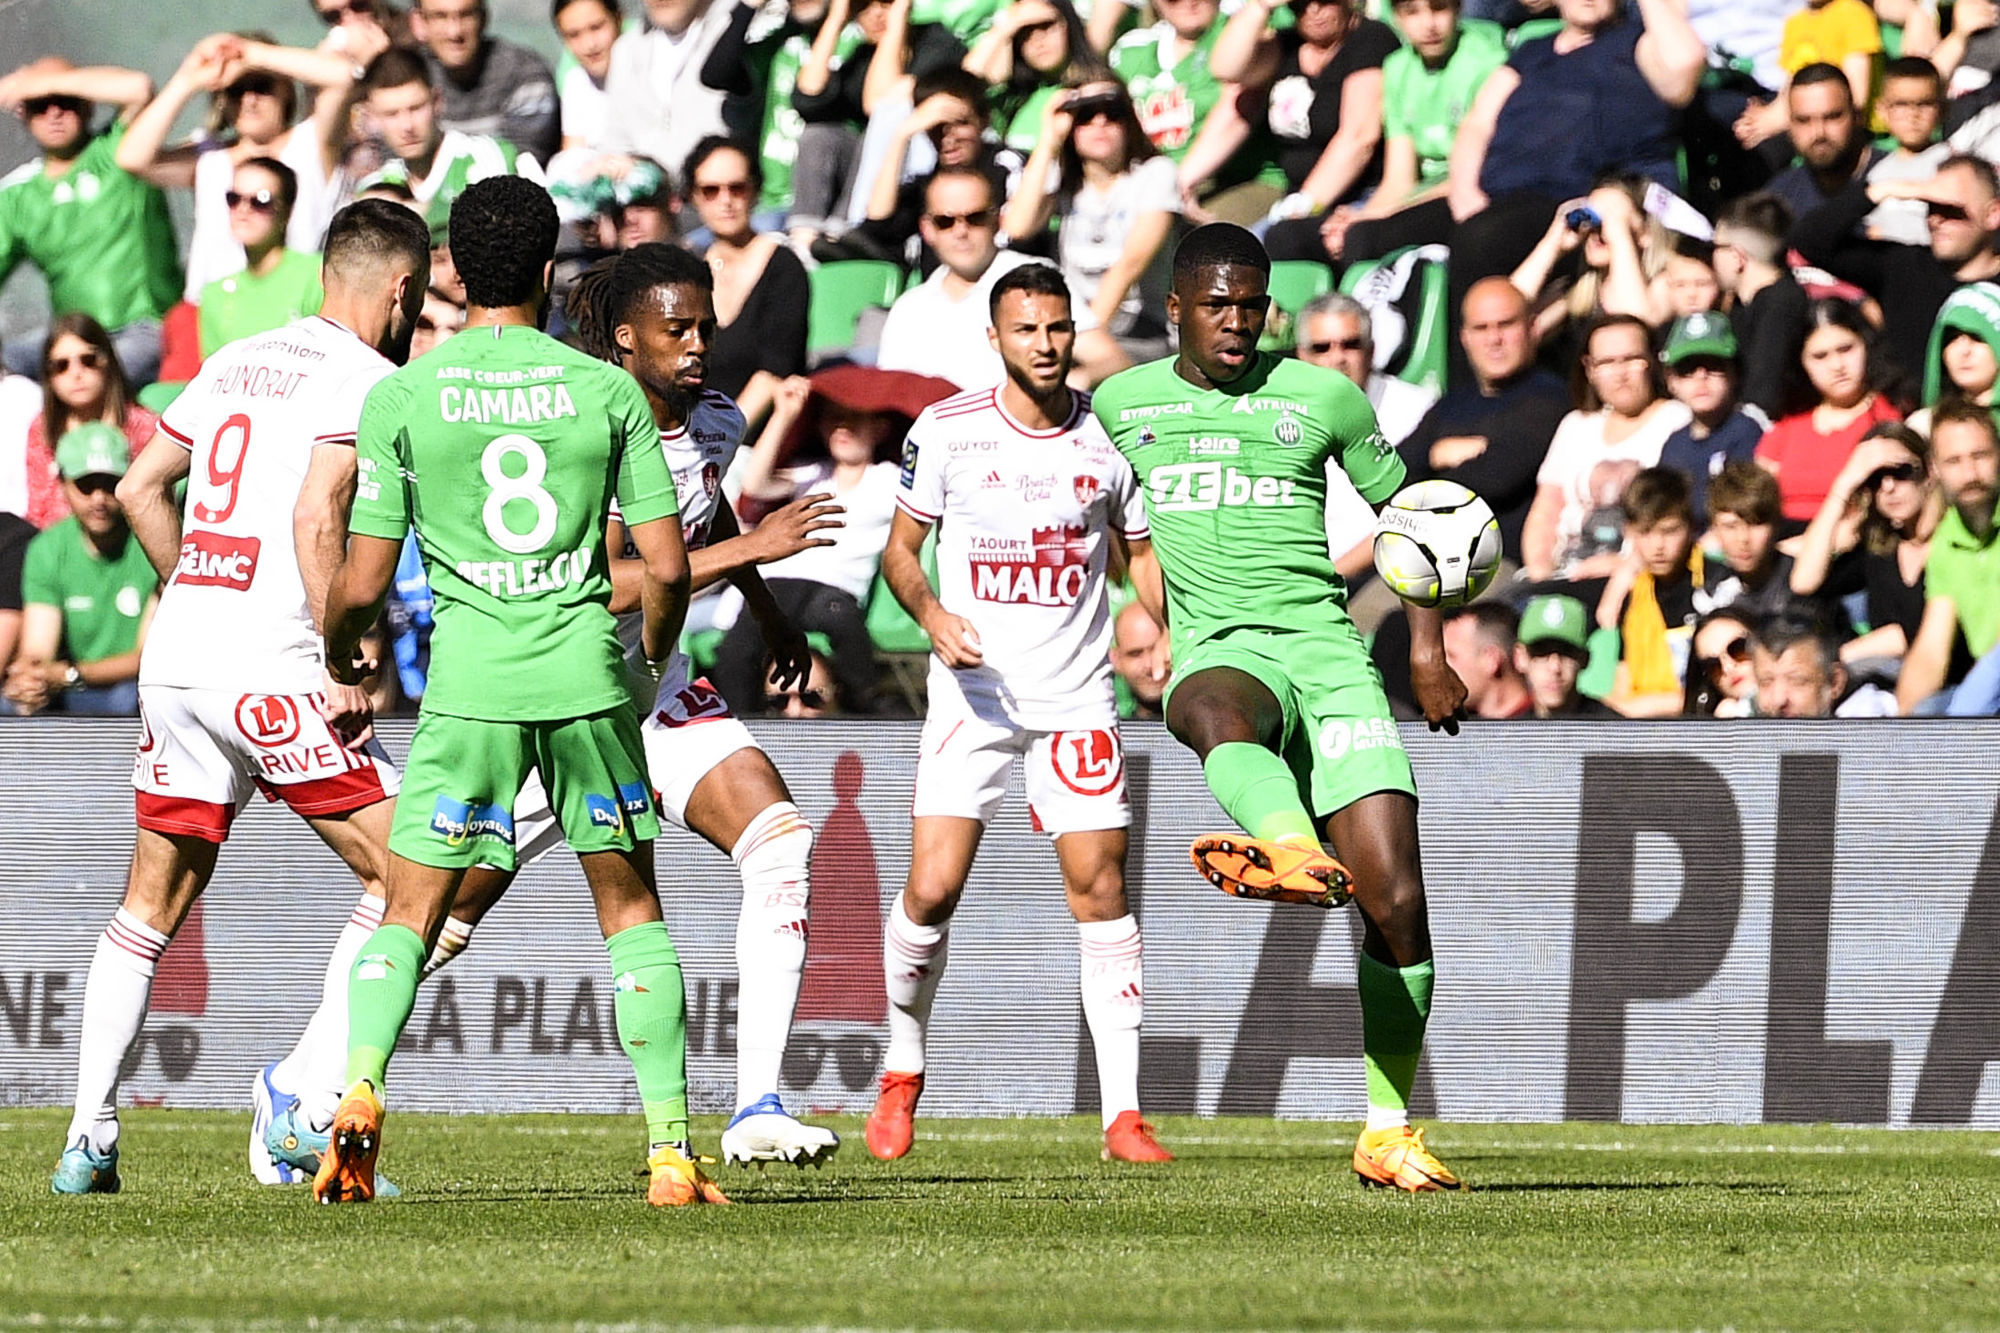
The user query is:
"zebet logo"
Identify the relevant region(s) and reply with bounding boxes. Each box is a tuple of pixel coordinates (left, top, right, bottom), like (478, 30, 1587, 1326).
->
(1148, 463, 1299, 512)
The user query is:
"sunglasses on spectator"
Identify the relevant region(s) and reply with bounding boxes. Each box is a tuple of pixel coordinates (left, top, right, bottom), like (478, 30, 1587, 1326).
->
(694, 179, 752, 201)
(69, 474, 119, 496)
(927, 208, 996, 231)
(22, 95, 89, 118)
(48, 351, 105, 375)
(317, 0, 377, 23)
(1066, 93, 1125, 124)
(226, 189, 279, 212)
(1305, 337, 1367, 354)
(230, 74, 286, 99)
(1872, 462, 1923, 485)
(1716, 636, 1751, 663)
(1928, 201, 1972, 222)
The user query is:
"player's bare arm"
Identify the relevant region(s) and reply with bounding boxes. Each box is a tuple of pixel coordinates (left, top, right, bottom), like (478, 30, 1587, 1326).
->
(323, 533, 401, 684)
(295, 443, 375, 744)
(117, 434, 193, 579)
(1115, 534, 1171, 683)
(1405, 601, 1468, 735)
(883, 507, 981, 668)
(705, 500, 820, 692)
(626, 514, 691, 665)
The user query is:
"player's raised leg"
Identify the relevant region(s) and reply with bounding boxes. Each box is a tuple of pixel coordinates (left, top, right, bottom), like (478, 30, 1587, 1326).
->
(1051, 823, 1170, 1163)
(1168, 667, 1354, 908)
(54, 826, 216, 1194)
(867, 814, 981, 1160)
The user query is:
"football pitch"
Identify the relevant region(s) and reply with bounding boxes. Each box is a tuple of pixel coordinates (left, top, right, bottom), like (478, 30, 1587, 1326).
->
(6, 1112, 2000, 1331)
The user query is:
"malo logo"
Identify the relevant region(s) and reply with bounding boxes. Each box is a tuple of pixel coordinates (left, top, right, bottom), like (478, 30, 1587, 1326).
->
(173, 531, 261, 591)
(971, 525, 1089, 605)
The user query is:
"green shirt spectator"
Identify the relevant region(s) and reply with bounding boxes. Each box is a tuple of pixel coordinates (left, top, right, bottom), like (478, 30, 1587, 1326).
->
(1382, 16, 1506, 193)
(199, 252, 325, 358)
(1925, 506, 2000, 658)
(1112, 0, 1283, 204)
(3, 422, 157, 716)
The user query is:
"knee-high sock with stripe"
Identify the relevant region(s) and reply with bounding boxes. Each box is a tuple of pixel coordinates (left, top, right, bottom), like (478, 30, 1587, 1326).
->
(731, 803, 813, 1111)
(1078, 915, 1144, 1128)
(1202, 742, 1319, 844)
(343, 924, 427, 1092)
(883, 895, 948, 1074)
(272, 893, 383, 1131)
(1358, 951, 1434, 1131)
(606, 920, 690, 1151)
(66, 909, 171, 1152)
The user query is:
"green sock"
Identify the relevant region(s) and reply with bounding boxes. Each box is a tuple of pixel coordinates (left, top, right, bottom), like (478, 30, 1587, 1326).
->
(1358, 952, 1434, 1116)
(345, 925, 427, 1092)
(606, 920, 690, 1151)
(1202, 741, 1319, 843)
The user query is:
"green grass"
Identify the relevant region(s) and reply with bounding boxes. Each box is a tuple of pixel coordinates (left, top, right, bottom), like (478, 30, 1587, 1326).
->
(6, 1111, 2000, 1331)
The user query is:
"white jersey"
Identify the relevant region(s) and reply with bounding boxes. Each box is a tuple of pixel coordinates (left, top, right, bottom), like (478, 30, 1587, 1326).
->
(144, 317, 396, 695)
(898, 385, 1148, 729)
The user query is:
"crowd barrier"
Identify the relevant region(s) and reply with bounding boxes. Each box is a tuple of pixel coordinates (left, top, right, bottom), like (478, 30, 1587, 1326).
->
(4, 718, 1998, 1128)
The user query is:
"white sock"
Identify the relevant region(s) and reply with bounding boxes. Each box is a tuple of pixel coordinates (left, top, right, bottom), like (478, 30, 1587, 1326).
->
(67, 908, 171, 1153)
(1366, 1105, 1411, 1133)
(422, 915, 476, 978)
(730, 803, 813, 1111)
(882, 894, 949, 1075)
(1078, 915, 1144, 1129)
(274, 894, 384, 1132)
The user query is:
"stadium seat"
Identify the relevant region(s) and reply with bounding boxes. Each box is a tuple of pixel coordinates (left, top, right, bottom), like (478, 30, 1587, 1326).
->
(1259, 260, 1335, 352)
(809, 261, 904, 359)
(867, 531, 937, 710)
(1338, 247, 1449, 395)
(1578, 626, 1621, 701)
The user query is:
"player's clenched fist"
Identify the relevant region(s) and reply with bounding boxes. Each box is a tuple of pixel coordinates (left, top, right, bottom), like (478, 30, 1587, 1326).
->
(922, 609, 984, 668)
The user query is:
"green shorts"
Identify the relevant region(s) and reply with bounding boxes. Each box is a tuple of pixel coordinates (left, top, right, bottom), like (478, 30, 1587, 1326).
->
(1167, 623, 1416, 820)
(388, 706, 661, 871)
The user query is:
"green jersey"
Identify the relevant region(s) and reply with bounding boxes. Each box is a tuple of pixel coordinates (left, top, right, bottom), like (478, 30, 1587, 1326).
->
(0, 122, 182, 330)
(20, 517, 158, 665)
(350, 324, 679, 723)
(197, 250, 324, 357)
(1091, 353, 1405, 655)
(1382, 21, 1507, 193)
(1110, 20, 1284, 188)
(750, 22, 861, 213)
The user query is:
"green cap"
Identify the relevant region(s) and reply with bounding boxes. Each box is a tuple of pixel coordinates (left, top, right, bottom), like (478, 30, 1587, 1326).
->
(55, 421, 130, 481)
(1661, 311, 1738, 366)
(1519, 595, 1590, 657)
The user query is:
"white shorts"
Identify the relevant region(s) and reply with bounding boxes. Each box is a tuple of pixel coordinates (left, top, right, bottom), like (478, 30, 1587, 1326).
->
(132, 685, 400, 844)
(912, 708, 1129, 835)
(509, 675, 759, 865)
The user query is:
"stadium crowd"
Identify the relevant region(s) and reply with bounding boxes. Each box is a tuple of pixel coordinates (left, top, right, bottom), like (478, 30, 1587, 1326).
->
(3, 0, 1999, 721)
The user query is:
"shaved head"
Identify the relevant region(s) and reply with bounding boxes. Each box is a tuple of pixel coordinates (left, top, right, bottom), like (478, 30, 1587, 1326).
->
(1461, 276, 1532, 387)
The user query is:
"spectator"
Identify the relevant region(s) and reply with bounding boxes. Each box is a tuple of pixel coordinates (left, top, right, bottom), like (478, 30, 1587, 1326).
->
(0, 508, 33, 677)
(1001, 80, 1180, 360)
(963, 0, 1113, 153)
(0, 58, 181, 387)
(413, 0, 561, 165)
(786, 0, 891, 244)
(1110, 0, 1282, 225)
(1932, 0, 2000, 99)
(1395, 277, 1569, 572)
(1754, 298, 1904, 524)
(1515, 593, 1619, 716)
(1684, 607, 1757, 715)
(554, 0, 625, 151)
(1759, 64, 1880, 224)
(1509, 176, 1675, 348)
(1897, 398, 2000, 712)
(768, 649, 840, 715)
(198, 158, 325, 357)
(1912, 281, 2000, 432)
(1704, 459, 1842, 627)
(1751, 614, 1898, 716)
(1860, 58, 1950, 248)
(1660, 246, 1721, 318)
(116, 34, 356, 306)
(1791, 153, 2000, 382)
(685, 137, 810, 428)
(2, 424, 156, 717)
(1732, 0, 1880, 150)
(844, 66, 1020, 265)
(600, 0, 737, 182)
(1442, 602, 1534, 717)
(724, 366, 957, 714)
(1212, 0, 1400, 229)
(1439, 0, 1705, 352)
(1297, 294, 1438, 446)
(357, 48, 547, 243)
(0, 349, 39, 519)
(20, 317, 158, 532)
(1522, 314, 1692, 582)
(1713, 191, 1810, 417)
(411, 284, 468, 356)
(309, 0, 414, 49)
(563, 157, 679, 252)
(1790, 421, 1939, 678)
(699, 0, 848, 228)
(1657, 312, 1768, 523)
(876, 168, 1127, 388)
(1596, 465, 1702, 716)
(1111, 599, 1165, 719)
(1314, 0, 1506, 267)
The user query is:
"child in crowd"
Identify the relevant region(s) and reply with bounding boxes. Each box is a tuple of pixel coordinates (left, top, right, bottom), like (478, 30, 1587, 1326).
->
(1863, 57, 1949, 246)
(1657, 313, 1769, 524)
(1911, 281, 2000, 434)
(1712, 193, 1810, 419)
(1598, 467, 1705, 717)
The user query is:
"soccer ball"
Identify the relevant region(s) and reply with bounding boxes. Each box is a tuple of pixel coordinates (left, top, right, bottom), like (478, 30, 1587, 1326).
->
(1372, 480, 1503, 609)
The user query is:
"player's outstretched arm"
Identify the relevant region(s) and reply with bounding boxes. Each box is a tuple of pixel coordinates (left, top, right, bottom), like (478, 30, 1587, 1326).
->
(116, 434, 194, 581)
(324, 534, 402, 684)
(296, 444, 360, 633)
(626, 515, 692, 666)
(884, 507, 982, 668)
(1405, 603, 1468, 735)
(701, 500, 823, 690)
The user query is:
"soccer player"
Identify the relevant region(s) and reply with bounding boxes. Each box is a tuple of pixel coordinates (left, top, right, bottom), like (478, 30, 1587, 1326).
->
(49, 199, 433, 1196)
(310, 176, 722, 1207)
(866, 262, 1173, 1165)
(1089, 224, 1471, 1193)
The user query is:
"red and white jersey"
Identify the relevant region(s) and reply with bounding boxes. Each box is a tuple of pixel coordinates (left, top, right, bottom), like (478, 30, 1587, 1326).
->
(898, 385, 1148, 729)
(143, 317, 396, 695)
